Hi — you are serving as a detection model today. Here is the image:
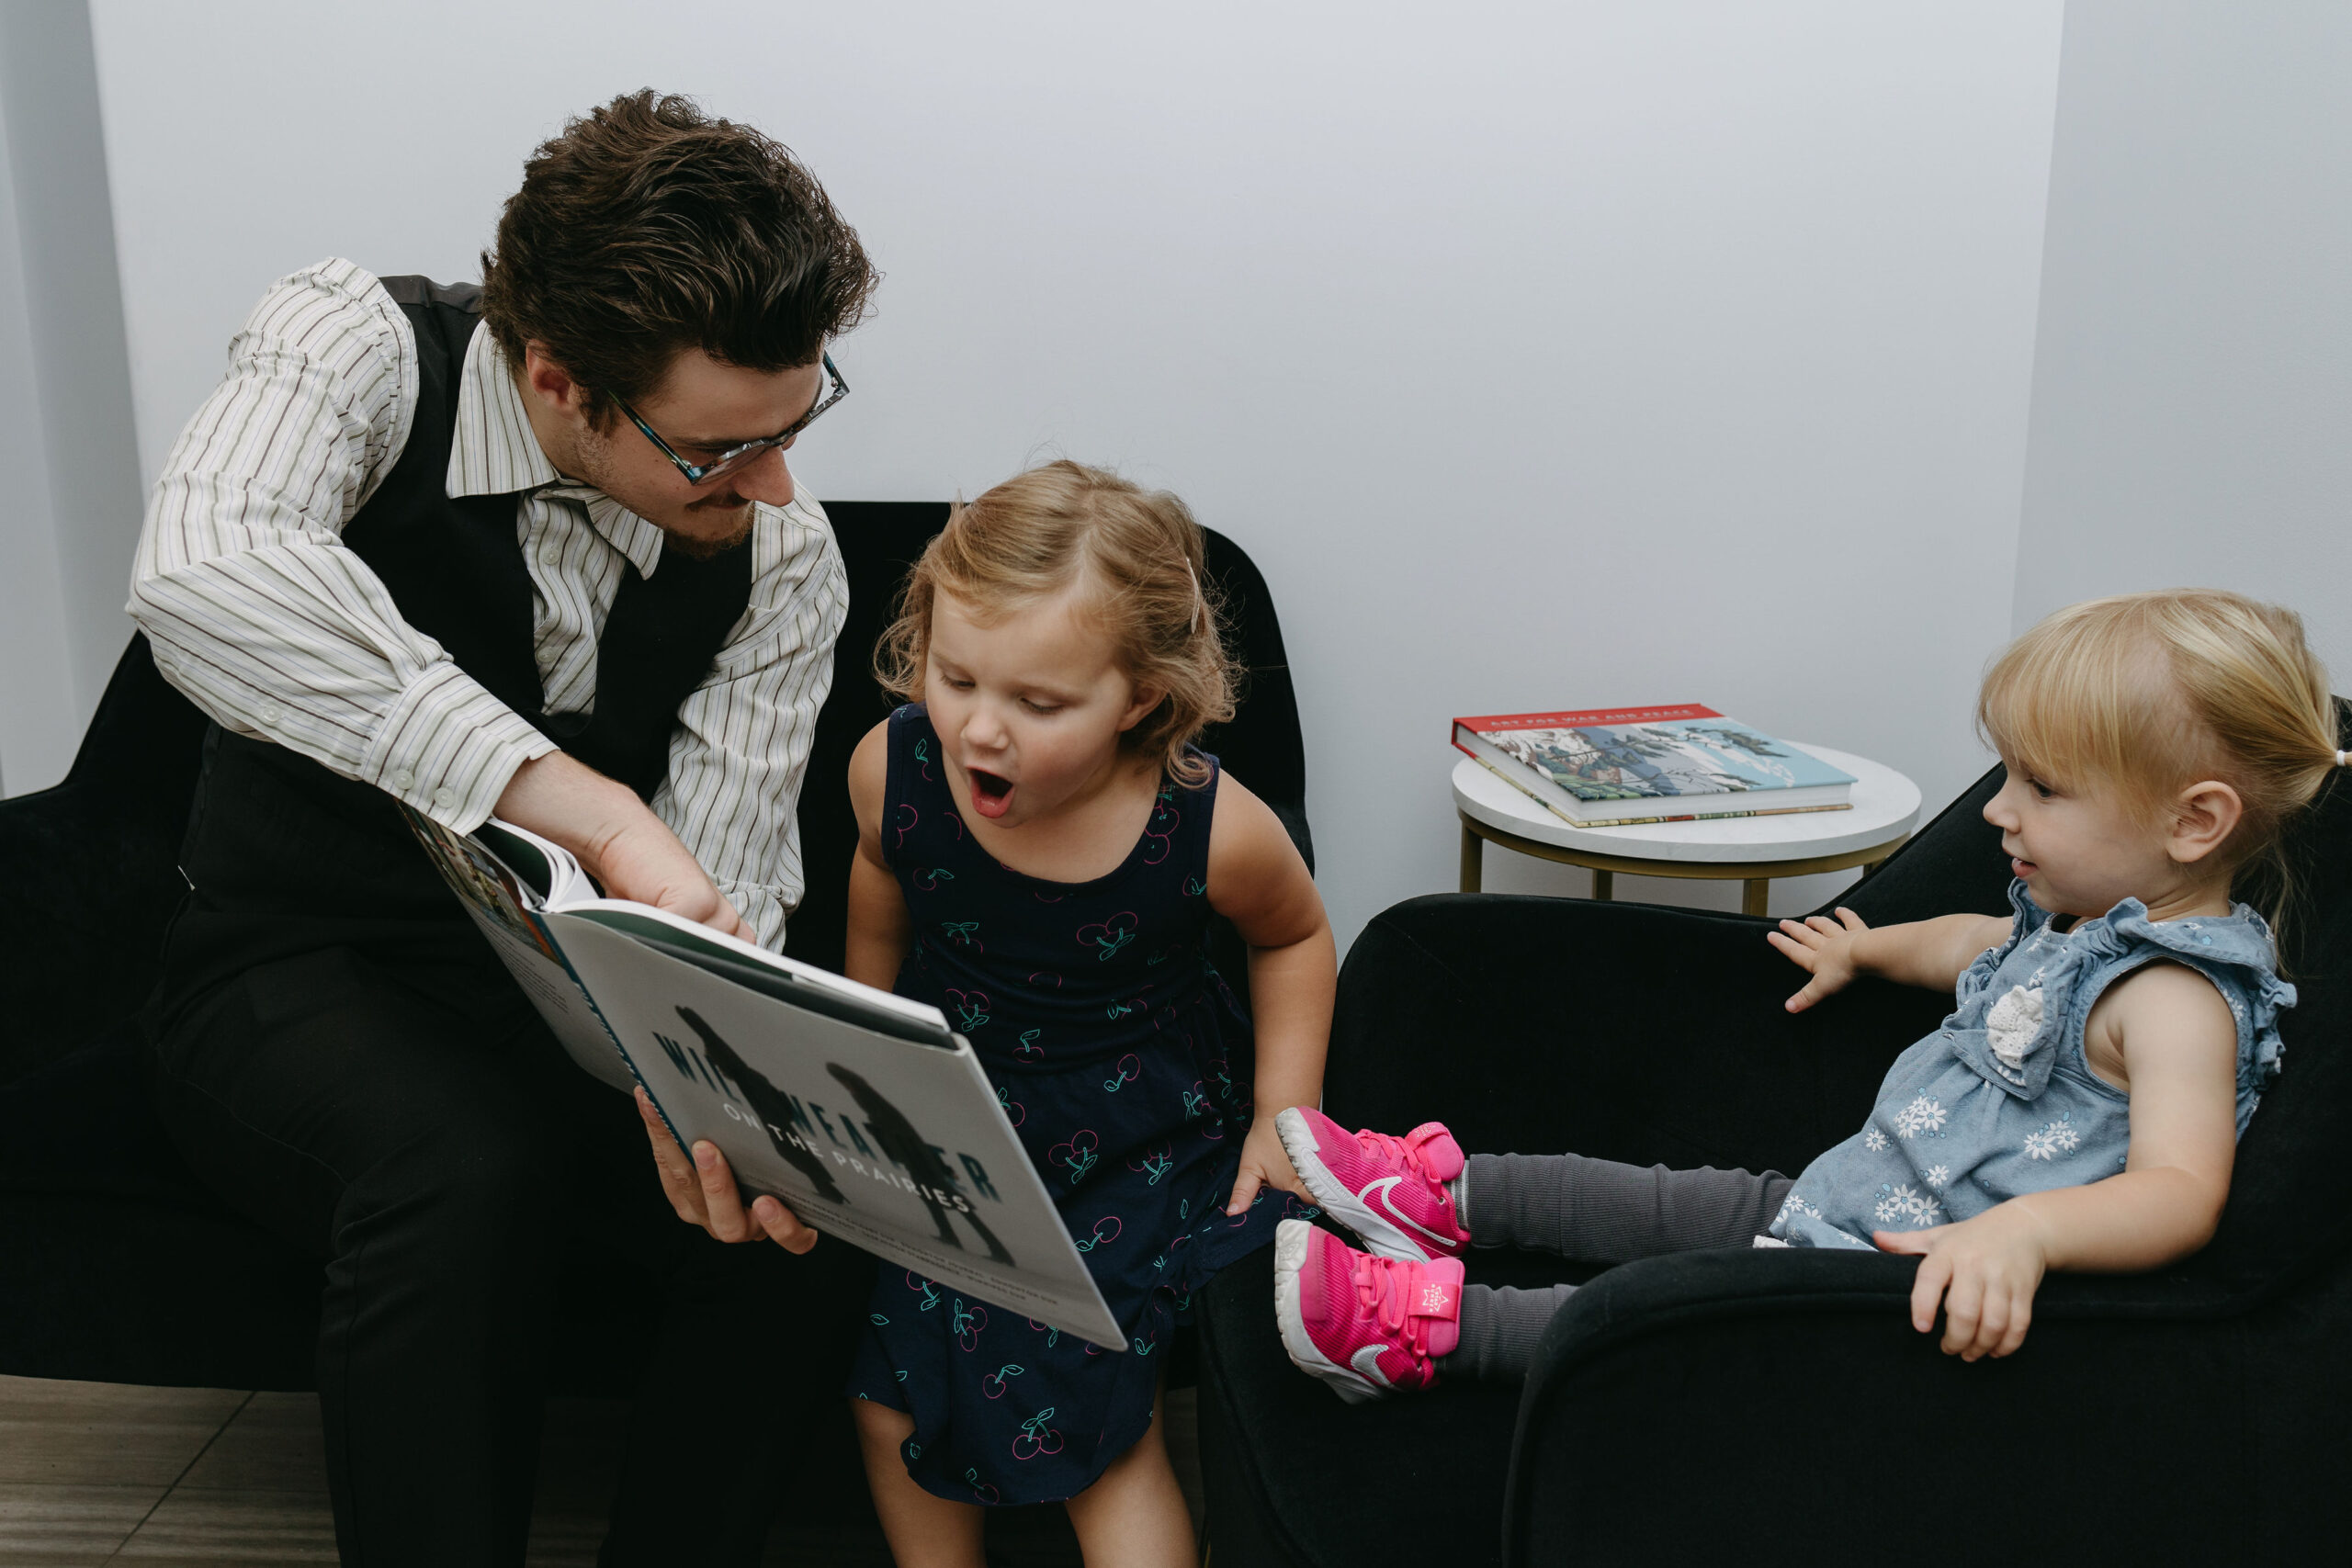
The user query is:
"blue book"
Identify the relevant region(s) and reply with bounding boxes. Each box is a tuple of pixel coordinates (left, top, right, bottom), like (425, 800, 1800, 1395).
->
(1452, 704, 1856, 827)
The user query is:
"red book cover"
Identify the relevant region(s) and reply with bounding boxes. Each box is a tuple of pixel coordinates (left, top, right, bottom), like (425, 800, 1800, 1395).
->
(1453, 704, 1721, 739)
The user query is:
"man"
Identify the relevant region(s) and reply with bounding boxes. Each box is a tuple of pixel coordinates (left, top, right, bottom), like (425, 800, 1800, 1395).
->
(129, 92, 866, 1564)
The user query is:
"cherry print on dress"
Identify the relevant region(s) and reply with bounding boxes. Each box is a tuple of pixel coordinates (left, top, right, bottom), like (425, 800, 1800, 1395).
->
(945, 987, 991, 1032)
(1048, 1130, 1100, 1183)
(1077, 912, 1139, 961)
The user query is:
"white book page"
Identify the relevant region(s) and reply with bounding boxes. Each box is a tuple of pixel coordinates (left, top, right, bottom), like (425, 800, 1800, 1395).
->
(401, 813, 639, 1093)
(550, 916, 1124, 1348)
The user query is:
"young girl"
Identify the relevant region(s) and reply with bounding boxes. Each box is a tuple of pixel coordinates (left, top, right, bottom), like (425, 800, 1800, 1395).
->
(842, 461, 1330, 1562)
(1274, 588, 2343, 1399)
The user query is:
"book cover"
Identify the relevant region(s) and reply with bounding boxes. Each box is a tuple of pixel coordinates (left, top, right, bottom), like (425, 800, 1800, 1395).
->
(1455, 705, 1854, 804)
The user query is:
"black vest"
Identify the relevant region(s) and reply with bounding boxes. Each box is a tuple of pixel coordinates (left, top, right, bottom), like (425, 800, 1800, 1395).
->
(158, 276, 752, 1010)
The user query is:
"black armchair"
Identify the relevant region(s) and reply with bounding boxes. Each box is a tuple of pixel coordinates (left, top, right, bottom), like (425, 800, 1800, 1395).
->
(0, 505, 1311, 1411)
(1201, 708, 2350, 1565)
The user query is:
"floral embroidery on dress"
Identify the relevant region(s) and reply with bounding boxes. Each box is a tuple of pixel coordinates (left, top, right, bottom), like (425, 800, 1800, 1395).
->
(1893, 1095, 1949, 1139)
(1862, 1127, 1889, 1153)
(1922, 1164, 1951, 1190)
(1873, 1183, 1943, 1228)
(2022, 1115, 2082, 1161)
(1772, 1191, 1823, 1229)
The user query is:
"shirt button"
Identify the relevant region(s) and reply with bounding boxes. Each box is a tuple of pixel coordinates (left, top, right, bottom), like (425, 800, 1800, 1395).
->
(390, 769, 415, 791)
(433, 786, 456, 810)
(258, 701, 283, 724)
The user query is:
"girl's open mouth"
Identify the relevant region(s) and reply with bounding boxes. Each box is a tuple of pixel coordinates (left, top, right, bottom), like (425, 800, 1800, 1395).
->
(2012, 856, 2037, 878)
(969, 769, 1015, 819)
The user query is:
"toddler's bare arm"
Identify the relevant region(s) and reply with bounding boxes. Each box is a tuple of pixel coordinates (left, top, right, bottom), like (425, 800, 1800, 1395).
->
(1770, 908, 2013, 1011)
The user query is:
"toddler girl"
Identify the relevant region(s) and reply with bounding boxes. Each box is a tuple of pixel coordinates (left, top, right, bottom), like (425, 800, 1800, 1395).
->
(1275, 588, 2343, 1399)
(843, 461, 1329, 1562)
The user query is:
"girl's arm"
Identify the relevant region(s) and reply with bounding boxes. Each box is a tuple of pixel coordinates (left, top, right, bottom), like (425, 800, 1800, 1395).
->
(1770, 908, 2015, 1012)
(1876, 962, 2239, 1359)
(1204, 774, 1335, 1214)
(844, 720, 913, 992)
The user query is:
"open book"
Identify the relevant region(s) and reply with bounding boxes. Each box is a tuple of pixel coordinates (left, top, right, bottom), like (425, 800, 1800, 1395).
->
(402, 809, 1124, 1348)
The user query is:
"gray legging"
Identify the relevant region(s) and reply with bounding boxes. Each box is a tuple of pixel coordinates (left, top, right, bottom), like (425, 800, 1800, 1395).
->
(1442, 1153, 1792, 1383)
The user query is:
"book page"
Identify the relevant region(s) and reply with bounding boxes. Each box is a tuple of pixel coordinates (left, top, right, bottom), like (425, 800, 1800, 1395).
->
(399, 810, 639, 1094)
(550, 915, 1124, 1347)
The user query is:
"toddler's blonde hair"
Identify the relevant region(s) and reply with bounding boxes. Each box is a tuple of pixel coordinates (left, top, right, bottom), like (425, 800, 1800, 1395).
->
(876, 460, 1237, 787)
(1977, 588, 2342, 900)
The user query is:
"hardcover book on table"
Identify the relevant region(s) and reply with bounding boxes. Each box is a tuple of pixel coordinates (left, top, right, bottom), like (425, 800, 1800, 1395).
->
(1452, 704, 1856, 827)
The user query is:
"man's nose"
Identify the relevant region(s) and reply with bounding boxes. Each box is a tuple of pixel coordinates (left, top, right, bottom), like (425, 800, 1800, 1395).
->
(731, 447, 795, 507)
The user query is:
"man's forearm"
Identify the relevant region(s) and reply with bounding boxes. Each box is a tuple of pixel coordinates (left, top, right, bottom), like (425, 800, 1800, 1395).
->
(493, 750, 645, 867)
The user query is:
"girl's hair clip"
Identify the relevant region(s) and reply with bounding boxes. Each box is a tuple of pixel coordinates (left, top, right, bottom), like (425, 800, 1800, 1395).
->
(2338, 749, 2351, 769)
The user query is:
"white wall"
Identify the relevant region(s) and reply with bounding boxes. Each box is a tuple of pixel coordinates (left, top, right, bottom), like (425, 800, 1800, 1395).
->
(2014, 1, 2352, 682)
(0, 1, 143, 796)
(86, 0, 2066, 951)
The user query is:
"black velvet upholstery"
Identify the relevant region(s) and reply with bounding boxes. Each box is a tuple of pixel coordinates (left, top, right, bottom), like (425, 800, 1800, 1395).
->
(1200, 705, 2349, 1566)
(0, 510, 1310, 1410)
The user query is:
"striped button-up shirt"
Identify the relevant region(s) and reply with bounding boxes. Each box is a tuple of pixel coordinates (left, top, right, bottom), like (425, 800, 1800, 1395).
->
(128, 257, 845, 949)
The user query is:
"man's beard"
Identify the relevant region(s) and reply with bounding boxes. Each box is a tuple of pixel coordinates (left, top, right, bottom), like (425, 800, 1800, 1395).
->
(574, 423, 756, 559)
(664, 499, 757, 559)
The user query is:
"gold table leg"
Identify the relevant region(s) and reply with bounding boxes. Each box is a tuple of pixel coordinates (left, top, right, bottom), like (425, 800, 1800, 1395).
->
(1460, 822, 1483, 893)
(1742, 878, 1770, 918)
(1590, 868, 1612, 901)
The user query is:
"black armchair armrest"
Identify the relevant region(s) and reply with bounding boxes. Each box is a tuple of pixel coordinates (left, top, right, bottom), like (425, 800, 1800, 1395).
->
(1326, 894, 1959, 1182)
(1507, 1247, 2252, 1565)
(1, 636, 208, 1083)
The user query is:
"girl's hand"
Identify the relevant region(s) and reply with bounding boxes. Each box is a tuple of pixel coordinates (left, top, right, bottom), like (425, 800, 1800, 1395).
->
(1874, 1203, 2051, 1360)
(1227, 1115, 1306, 1215)
(1769, 907, 1871, 1012)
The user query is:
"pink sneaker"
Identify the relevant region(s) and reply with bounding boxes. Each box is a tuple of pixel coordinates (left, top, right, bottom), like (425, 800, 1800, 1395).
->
(1274, 1105, 1469, 1261)
(1272, 1218, 1463, 1404)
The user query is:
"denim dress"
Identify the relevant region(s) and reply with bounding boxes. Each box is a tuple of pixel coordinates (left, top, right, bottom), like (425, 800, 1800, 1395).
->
(1770, 880, 2292, 1250)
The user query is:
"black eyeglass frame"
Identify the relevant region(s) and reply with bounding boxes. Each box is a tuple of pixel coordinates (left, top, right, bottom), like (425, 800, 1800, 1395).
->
(614, 352, 848, 487)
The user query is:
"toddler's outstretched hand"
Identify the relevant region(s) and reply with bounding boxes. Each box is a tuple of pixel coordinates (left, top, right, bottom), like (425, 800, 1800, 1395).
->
(1875, 1203, 2051, 1361)
(1227, 1116, 1306, 1215)
(1770, 907, 1870, 1012)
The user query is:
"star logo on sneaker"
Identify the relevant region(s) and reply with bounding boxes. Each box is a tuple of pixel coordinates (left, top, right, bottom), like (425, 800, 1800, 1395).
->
(1419, 1283, 1451, 1314)
(1364, 1176, 1458, 1250)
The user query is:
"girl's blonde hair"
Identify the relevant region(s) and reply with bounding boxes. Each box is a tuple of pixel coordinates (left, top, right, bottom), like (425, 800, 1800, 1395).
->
(1977, 588, 2342, 902)
(876, 460, 1238, 787)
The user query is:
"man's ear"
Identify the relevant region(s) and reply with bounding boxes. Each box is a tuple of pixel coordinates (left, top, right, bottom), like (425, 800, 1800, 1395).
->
(1119, 683, 1167, 734)
(520, 344, 591, 423)
(2168, 779, 2245, 865)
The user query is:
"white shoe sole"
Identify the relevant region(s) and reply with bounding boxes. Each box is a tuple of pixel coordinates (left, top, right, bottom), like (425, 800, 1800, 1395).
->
(1272, 1218, 1385, 1404)
(1273, 1107, 1434, 1264)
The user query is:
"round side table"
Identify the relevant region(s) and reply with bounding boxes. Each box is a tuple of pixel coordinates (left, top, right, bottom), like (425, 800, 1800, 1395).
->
(1453, 743, 1924, 917)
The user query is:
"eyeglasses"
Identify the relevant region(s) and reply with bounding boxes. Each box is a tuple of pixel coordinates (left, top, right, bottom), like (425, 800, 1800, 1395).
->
(614, 352, 849, 487)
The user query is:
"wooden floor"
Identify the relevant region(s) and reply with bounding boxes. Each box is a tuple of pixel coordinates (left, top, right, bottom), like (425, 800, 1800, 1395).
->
(0, 1375, 1204, 1564)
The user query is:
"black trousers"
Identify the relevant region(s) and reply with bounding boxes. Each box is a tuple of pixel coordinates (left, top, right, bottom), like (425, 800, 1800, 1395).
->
(146, 943, 870, 1567)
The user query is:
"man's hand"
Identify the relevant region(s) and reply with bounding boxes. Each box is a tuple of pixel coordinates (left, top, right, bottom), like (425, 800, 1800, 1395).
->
(637, 1088, 817, 1252)
(1227, 1114, 1306, 1215)
(495, 751, 750, 941)
(1875, 1202, 2052, 1360)
(1769, 907, 1871, 1012)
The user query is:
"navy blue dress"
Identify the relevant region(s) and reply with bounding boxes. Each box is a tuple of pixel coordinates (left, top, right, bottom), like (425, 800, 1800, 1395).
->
(846, 705, 1308, 1505)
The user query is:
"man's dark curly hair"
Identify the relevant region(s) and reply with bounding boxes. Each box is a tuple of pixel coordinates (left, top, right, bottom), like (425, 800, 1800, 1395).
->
(480, 90, 876, 419)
